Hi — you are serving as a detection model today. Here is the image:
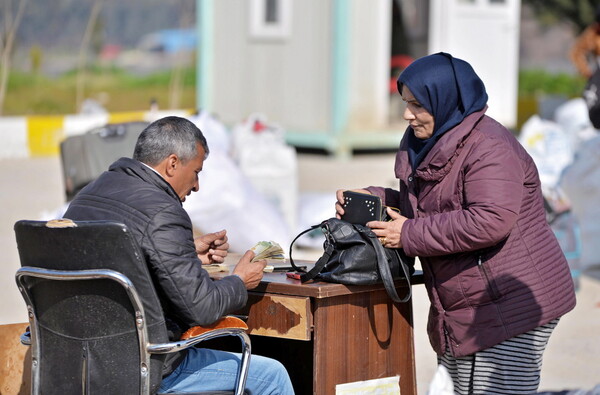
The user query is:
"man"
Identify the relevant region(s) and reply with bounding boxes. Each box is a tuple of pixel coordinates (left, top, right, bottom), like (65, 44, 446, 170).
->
(64, 116, 294, 394)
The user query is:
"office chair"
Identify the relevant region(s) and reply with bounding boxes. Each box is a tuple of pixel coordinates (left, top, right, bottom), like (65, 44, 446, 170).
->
(14, 219, 250, 395)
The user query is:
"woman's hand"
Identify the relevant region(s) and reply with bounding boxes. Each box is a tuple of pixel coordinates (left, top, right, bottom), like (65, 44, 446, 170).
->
(335, 188, 372, 218)
(194, 230, 229, 264)
(367, 207, 407, 249)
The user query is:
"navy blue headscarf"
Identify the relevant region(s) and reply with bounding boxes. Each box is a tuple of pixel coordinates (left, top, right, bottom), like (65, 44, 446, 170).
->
(397, 52, 488, 168)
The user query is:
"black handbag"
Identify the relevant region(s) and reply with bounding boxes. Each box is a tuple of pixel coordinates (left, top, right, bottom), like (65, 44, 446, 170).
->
(289, 218, 414, 303)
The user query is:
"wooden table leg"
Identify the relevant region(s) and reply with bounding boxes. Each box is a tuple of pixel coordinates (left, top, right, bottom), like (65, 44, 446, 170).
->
(312, 289, 416, 395)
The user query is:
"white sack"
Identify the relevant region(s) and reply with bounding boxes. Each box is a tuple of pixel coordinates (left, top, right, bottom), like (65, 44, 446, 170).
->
(519, 115, 574, 190)
(553, 98, 598, 152)
(184, 112, 291, 253)
(559, 135, 600, 268)
(231, 113, 298, 234)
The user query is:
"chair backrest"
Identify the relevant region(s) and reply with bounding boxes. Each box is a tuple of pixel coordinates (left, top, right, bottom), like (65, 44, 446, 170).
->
(14, 219, 168, 395)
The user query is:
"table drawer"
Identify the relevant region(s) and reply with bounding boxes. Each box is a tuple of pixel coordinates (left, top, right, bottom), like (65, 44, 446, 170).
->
(239, 292, 312, 340)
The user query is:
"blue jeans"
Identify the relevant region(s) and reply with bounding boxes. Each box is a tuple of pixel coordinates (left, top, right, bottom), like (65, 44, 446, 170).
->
(158, 348, 294, 394)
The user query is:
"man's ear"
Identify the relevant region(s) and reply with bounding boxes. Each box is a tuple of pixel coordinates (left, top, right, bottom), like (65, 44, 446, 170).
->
(164, 154, 179, 177)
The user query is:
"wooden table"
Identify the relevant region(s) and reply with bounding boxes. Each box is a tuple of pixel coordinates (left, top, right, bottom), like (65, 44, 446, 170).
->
(211, 263, 422, 395)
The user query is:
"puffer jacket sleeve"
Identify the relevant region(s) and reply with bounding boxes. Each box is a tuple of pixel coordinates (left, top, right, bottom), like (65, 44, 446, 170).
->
(144, 205, 247, 326)
(402, 133, 525, 257)
(365, 186, 401, 208)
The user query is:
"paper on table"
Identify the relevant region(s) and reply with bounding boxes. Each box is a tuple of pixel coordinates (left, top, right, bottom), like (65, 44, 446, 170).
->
(203, 264, 229, 273)
(204, 262, 283, 273)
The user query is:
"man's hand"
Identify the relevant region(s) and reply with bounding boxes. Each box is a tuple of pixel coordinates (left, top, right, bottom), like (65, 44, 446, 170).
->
(335, 188, 371, 218)
(194, 230, 229, 264)
(367, 207, 408, 249)
(232, 250, 267, 289)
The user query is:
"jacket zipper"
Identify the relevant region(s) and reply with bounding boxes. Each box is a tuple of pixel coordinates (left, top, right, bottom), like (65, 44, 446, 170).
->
(478, 255, 500, 300)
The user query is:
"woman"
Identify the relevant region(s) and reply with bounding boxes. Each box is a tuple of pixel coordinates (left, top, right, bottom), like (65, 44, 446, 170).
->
(335, 53, 576, 394)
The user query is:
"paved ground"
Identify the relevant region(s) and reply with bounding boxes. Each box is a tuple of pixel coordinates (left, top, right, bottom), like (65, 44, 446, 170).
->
(1, 154, 599, 394)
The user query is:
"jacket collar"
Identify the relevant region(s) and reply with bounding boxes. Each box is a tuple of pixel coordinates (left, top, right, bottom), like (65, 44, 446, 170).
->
(412, 107, 487, 182)
(109, 157, 182, 206)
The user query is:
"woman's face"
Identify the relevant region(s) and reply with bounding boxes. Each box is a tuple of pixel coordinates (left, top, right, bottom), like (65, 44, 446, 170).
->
(401, 85, 435, 140)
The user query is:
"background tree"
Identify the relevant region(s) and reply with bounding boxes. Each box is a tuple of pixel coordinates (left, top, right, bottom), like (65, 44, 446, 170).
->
(76, 0, 103, 112)
(0, 0, 29, 115)
(523, 0, 600, 33)
(29, 44, 42, 75)
(168, 0, 194, 110)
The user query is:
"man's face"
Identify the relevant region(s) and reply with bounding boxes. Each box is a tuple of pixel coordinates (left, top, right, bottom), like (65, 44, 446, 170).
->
(170, 143, 205, 202)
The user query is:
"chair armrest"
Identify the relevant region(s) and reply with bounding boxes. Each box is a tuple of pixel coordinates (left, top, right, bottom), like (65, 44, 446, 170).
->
(181, 316, 248, 339)
(147, 316, 249, 355)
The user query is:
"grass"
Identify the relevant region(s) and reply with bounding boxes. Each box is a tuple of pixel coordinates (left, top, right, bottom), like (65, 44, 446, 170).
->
(1, 67, 587, 121)
(516, 69, 587, 129)
(518, 69, 586, 98)
(2, 66, 197, 116)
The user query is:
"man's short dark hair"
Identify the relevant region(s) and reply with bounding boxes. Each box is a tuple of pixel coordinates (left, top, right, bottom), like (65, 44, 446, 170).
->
(133, 116, 209, 166)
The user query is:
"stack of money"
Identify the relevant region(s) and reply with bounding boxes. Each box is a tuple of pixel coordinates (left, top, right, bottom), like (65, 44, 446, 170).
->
(203, 242, 286, 274)
(251, 240, 286, 263)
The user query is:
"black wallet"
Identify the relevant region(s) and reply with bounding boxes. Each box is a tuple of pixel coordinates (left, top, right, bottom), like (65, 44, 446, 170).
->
(341, 191, 383, 225)
(341, 191, 400, 225)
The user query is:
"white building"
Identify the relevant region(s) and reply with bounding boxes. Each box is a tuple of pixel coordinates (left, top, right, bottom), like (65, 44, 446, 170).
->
(196, 0, 521, 156)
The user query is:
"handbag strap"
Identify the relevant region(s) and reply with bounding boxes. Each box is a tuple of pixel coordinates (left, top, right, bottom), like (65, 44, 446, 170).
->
(289, 221, 413, 298)
(298, 244, 333, 283)
(367, 231, 412, 303)
(288, 223, 333, 282)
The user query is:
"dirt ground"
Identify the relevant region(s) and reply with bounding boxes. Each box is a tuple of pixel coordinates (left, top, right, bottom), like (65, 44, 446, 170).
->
(1, 154, 598, 394)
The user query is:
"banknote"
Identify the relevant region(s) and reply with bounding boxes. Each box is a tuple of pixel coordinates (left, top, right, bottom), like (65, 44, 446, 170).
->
(250, 240, 285, 262)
